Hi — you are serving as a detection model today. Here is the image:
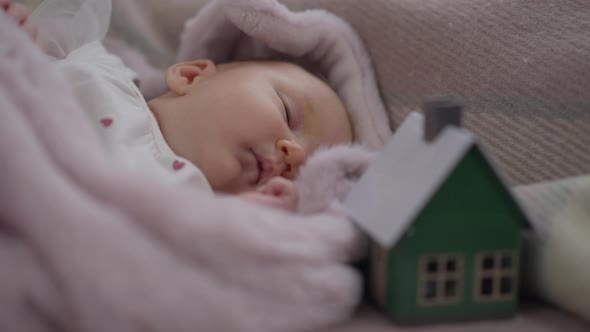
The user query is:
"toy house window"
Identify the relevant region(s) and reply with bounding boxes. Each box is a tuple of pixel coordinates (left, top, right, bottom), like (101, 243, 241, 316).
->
(418, 254, 463, 306)
(473, 251, 519, 302)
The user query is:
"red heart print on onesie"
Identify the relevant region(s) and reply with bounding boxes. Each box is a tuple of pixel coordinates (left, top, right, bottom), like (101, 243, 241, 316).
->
(172, 160, 185, 171)
(100, 117, 113, 127)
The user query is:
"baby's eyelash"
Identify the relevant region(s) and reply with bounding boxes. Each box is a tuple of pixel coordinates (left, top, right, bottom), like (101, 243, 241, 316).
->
(279, 94, 291, 126)
(284, 101, 291, 125)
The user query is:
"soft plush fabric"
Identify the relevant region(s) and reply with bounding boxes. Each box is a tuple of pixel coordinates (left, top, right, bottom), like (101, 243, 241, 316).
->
(0, 6, 373, 331)
(516, 175, 590, 323)
(296, 145, 374, 215)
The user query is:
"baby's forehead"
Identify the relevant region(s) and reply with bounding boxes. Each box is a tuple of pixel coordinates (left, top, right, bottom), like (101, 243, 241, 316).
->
(220, 61, 335, 97)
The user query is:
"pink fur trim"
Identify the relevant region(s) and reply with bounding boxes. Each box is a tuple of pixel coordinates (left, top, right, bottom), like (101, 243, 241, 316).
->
(178, 0, 392, 149)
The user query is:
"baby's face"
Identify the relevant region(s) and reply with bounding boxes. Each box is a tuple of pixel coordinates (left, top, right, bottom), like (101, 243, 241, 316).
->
(150, 61, 352, 193)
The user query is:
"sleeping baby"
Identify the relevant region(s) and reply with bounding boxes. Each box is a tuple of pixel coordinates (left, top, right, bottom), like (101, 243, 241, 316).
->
(8, 0, 389, 214)
(149, 59, 352, 211)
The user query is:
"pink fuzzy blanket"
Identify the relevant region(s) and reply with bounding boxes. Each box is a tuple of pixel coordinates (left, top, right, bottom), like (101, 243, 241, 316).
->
(0, 7, 378, 332)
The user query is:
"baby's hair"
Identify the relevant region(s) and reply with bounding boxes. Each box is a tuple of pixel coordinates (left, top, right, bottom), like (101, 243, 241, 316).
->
(234, 56, 331, 85)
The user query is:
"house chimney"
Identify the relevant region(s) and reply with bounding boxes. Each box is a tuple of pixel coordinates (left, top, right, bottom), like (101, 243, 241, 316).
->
(423, 96, 463, 142)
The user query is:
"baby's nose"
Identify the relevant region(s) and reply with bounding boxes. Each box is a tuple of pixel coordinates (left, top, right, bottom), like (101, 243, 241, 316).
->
(276, 139, 305, 179)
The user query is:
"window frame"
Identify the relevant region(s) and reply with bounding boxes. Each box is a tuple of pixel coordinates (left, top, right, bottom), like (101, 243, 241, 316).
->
(473, 251, 519, 303)
(417, 253, 464, 307)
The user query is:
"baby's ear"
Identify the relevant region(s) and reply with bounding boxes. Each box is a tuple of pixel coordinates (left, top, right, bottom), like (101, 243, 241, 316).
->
(165, 59, 216, 96)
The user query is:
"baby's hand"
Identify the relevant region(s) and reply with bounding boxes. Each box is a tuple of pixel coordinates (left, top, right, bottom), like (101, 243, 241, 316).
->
(1, 0, 40, 48)
(240, 177, 299, 212)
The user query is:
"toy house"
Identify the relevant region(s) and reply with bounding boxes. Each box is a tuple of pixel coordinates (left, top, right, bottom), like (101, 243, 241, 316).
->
(344, 99, 531, 324)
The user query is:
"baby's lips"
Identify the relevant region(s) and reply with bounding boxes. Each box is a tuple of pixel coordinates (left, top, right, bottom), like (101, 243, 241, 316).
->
(253, 151, 279, 185)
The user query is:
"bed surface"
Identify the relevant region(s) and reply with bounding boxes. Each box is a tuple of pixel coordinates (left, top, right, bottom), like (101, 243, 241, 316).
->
(323, 304, 589, 332)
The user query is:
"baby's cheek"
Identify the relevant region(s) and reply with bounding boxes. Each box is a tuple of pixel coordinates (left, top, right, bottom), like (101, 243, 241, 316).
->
(202, 151, 242, 193)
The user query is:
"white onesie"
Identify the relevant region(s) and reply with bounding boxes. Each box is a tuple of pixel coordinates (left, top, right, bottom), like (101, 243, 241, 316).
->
(31, 0, 211, 192)
(52, 41, 212, 193)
